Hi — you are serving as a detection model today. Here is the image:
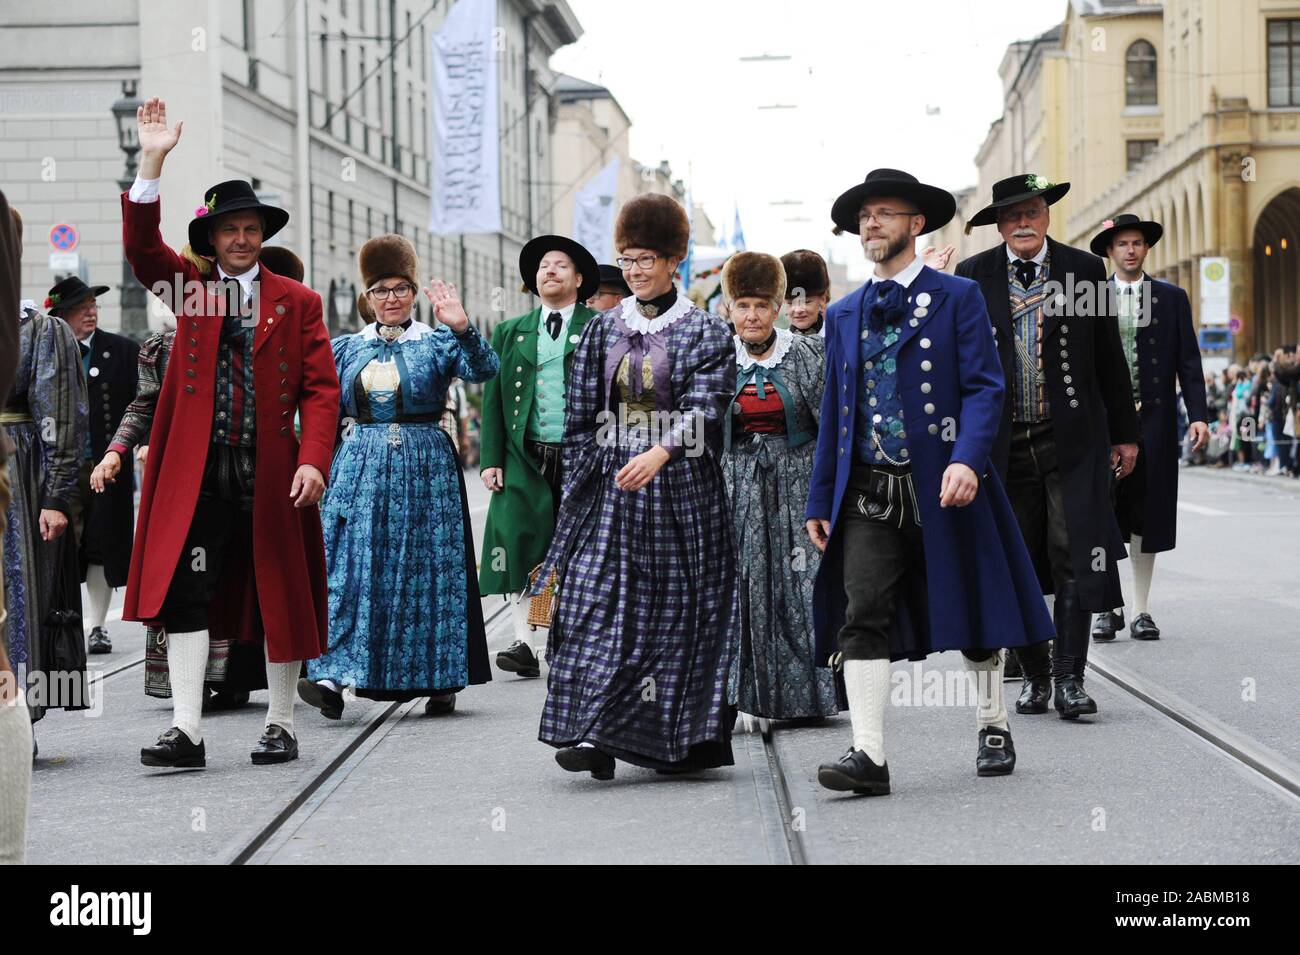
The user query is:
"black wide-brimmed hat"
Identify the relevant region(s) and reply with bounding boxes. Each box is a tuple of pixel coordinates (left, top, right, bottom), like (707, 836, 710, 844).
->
(595, 263, 631, 296)
(968, 173, 1071, 228)
(519, 235, 599, 302)
(188, 180, 289, 256)
(1089, 213, 1163, 258)
(44, 275, 109, 315)
(830, 168, 956, 236)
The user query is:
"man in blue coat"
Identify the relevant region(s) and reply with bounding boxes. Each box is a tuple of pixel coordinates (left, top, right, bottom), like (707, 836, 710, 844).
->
(806, 169, 1054, 796)
(1087, 214, 1209, 641)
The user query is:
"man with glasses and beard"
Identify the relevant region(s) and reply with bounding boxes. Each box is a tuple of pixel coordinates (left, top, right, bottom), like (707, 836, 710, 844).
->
(956, 175, 1139, 721)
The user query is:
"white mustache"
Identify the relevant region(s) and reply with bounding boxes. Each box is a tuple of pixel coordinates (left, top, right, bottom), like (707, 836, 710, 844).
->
(1012, 230, 1037, 238)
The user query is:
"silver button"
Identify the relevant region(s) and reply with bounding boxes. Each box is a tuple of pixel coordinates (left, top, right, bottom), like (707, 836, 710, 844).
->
(866, 361, 874, 370)
(516, 365, 522, 372)
(921, 360, 932, 371)
(899, 448, 908, 457)
(873, 414, 882, 423)
(875, 451, 884, 461)
(913, 307, 927, 318)
(840, 427, 847, 436)
(909, 318, 919, 327)
(515, 380, 522, 387)
(839, 447, 845, 457)
(920, 338, 931, 349)
(867, 379, 876, 390)
(1063, 375, 1072, 384)
(916, 292, 931, 306)
(861, 329, 870, 340)
(1060, 350, 1068, 358)
(1070, 399, 1079, 408)
(1062, 363, 1070, 371)
(1059, 338, 1067, 346)
(1066, 387, 1075, 396)
(869, 397, 877, 407)
(515, 396, 521, 402)
(1061, 324, 1070, 334)
(842, 406, 850, 416)
(928, 423, 939, 435)
(924, 403, 935, 414)
(920, 382, 932, 394)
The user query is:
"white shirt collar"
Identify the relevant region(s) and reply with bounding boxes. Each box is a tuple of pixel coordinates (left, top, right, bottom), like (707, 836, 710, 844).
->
(539, 301, 577, 325)
(1113, 273, 1145, 291)
(735, 327, 795, 369)
(360, 318, 435, 353)
(1006, 241, 1048, 266)
(81, 330, 96, 350)
(869, 253, 925, 289)
(619, 293, 691, 334)
(218, 261, 260, 303)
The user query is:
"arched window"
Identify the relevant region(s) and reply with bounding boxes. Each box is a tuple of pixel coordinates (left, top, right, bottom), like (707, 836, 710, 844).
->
(1126, 40, 1158, 106)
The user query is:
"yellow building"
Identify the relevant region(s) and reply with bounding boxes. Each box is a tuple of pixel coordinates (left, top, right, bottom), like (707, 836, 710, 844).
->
(938, 0, 1300, 358)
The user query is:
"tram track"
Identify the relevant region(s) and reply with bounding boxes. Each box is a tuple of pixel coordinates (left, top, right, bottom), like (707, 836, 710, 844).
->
(221, 601, 513, 865)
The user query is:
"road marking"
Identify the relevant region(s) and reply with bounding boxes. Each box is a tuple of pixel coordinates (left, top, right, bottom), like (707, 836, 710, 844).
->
(1177, 501, 1230, 516)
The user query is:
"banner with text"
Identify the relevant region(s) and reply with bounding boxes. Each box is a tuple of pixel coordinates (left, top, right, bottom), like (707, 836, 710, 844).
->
(429, 0, 501, 235)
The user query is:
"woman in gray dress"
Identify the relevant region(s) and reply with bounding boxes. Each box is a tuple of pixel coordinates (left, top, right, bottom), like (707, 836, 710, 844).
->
(722, 252, 840, 722)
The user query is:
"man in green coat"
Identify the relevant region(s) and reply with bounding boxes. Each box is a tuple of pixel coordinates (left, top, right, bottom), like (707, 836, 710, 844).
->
(480, 235, 602, 677)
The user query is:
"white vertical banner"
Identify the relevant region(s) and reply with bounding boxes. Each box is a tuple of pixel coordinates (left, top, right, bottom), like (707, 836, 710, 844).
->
(429, 0, 501, 235)
(572, 158, 620, 261)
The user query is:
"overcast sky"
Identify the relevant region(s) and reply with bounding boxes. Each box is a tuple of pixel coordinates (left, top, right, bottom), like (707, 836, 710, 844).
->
(550, 0, 1067, 277)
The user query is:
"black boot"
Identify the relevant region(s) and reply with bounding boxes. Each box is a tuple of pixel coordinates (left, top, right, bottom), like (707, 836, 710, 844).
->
(1091, 610, 1123, 641)
(1014, 641, 1052, 714)
(1003, 651, 1023, 680)
(1053, 675, 1098, 719)
(87, 627, 112, 654)
(297, 678, 344, 719)
(496, 640, 540, 678)
(555, 744, 615, 780)
(1130, 612, 1161, 640)
(141, 727, 206, 768)
(817, 748, 891, 795)
(976, 726, 1016, 776)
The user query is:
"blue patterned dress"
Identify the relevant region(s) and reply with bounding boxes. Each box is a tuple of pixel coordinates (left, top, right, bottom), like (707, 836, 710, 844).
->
(723, 330, 841, 720)
(534, 295, 739, 771)
(308, 320, 499, 698)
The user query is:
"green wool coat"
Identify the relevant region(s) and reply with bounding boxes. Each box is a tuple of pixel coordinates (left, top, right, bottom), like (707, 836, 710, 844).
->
(478, 303, 599, 595)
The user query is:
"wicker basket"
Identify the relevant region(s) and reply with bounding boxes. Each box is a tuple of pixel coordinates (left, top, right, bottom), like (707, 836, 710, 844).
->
(526, 564, 558, 630)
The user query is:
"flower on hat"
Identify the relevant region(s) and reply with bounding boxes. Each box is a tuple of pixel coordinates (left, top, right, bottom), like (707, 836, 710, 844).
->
(1026, 174, 1054, 192)
(194, 207, 208, 217)
(43, 295, 56, 308)
(1102, 219, 1115, 230)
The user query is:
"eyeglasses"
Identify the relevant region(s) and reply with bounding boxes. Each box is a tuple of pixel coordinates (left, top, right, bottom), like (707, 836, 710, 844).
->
(616, 253, 660, 270)
(996, 207, 1045, 224)
(367, 283, 415, 301)
(858, 209, 919, 225)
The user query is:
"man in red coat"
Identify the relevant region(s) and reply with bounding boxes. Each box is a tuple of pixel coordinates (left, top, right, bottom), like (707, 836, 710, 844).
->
(120, 97, 339, 768)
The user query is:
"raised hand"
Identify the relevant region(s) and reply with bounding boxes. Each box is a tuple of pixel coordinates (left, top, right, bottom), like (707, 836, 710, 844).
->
(922, 244, 955, 272)
(137, 97, 183, 178)
(424, 280, 470, 334)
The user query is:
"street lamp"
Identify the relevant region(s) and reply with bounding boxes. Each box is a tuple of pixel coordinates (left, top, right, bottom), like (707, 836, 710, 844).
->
(111, 80, 148, 338)
(331, 278, 356, 335)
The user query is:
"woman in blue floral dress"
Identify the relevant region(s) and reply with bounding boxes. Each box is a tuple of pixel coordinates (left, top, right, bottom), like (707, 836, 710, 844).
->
(298, 235, 499, 719)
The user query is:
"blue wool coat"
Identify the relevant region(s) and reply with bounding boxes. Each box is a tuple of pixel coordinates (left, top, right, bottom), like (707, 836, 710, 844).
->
(805, 265, 1055, 663)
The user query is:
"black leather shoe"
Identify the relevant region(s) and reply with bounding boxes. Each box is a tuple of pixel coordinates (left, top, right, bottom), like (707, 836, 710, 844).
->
(555, 744, 615, 780)
(1015, 678, 1051, 714)
(141, 727, 206, 768)
(87, 627, 112, 654)
(1053, 676, 1098, 719)
(817, 748, 890, 795)
(250, 724, 299, 765)
(496, 640, 540, 678)
(204, 688, 251, 712)
(1130, 613, 1161, 640)
(976, 726, 1016, 776)
(297, 678, 344, 719)
(424, 691, 457, 716)
(1091, 610, 1123, 641)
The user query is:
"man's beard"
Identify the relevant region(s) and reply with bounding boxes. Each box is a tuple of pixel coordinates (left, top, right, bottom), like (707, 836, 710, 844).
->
(864, 232, 910, 263)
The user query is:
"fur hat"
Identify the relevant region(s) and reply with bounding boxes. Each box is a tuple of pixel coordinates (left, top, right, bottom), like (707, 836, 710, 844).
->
(614, 194, 691, 260)
(721, 252, 786, 305)
(260, 246, 305, 283)
(780, 249, 829, 299)
(357, 234, 419, 321)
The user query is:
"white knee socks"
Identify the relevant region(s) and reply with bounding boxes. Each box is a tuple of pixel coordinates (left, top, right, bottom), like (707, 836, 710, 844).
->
(264, 646, 299, 738)
(84, 563, 113, 630)
(167, 630, 209, 744)
(510, 592, 544, 655)
(1129, 534, 1156, 616)
(0, 689, 32, 865)
(843, 659, 890, 764)
(964, 651, 1009, 731)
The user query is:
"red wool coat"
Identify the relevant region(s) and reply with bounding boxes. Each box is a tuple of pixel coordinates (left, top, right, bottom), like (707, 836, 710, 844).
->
(119, 193, 340, 662)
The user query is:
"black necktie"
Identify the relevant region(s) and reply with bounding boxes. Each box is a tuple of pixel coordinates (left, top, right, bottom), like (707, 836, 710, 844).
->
(546, 311, 562, 339)
(1014, 259, 1037, 289)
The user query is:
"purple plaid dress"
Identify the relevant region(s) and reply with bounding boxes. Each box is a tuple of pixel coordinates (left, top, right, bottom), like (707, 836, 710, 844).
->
(534, 296, 739, 771)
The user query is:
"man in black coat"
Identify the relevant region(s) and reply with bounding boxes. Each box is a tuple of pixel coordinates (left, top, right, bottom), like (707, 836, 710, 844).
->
(956, 174, 1140, 720)
(1086, 215, 1209, 642)
(47, 277, 138, 655)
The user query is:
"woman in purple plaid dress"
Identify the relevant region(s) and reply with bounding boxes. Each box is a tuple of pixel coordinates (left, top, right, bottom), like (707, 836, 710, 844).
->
(531, 195, 739, 780)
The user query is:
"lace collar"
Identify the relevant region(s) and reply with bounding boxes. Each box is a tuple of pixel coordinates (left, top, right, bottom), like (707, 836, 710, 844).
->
(735, 327, 794, 369)
(360, 319, 434, 345)
(618, 293, 691, 334)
